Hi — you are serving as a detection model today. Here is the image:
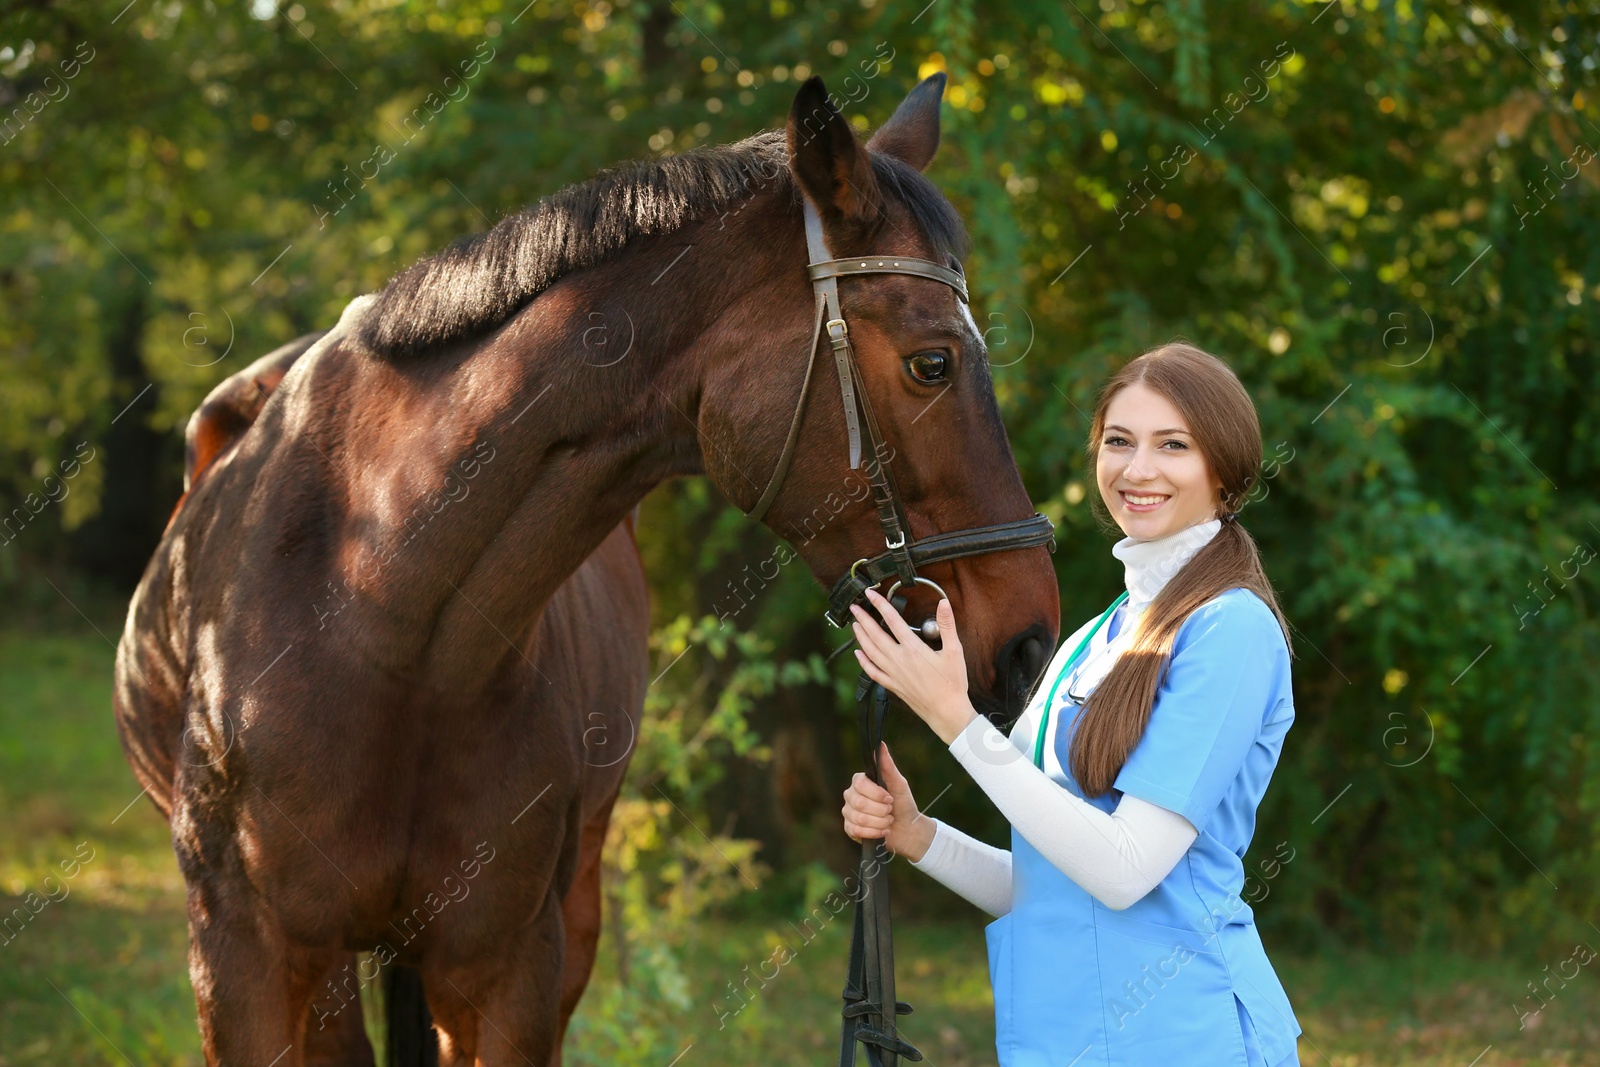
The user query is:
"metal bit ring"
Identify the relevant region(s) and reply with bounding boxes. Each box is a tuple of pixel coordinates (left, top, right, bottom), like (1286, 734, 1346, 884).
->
(882, 576, 949, 641)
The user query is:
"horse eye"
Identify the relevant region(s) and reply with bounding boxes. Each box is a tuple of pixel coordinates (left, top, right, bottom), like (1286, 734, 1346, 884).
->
(906, 351, 949, 384)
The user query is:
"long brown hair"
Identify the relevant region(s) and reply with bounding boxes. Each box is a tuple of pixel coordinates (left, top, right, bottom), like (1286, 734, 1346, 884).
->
(1068, 342, 1294, 798)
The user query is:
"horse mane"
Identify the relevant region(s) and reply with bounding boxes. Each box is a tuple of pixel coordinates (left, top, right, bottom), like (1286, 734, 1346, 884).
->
(356, 128, 970, 360)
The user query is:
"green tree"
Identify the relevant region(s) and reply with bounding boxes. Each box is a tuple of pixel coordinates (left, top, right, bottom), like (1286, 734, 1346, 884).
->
(2, 0, 1595, 963)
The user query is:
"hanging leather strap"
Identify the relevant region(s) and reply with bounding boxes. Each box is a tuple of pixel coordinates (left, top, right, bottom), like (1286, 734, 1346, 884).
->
(745, 284, 829, 523)
(839, 662, 923, 1067)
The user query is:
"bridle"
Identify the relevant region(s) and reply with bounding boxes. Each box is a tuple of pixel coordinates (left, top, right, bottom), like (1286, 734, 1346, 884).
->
(746, 194, 1057, 1067)
(744, 195, 1057, 631)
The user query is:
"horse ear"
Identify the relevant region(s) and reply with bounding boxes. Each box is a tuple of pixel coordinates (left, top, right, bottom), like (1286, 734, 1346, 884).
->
(786, 76, 883, 225)
(865, 72, 945, 171)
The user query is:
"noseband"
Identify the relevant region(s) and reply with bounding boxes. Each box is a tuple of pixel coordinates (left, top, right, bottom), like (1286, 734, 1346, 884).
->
(743, 196, 1056, 629)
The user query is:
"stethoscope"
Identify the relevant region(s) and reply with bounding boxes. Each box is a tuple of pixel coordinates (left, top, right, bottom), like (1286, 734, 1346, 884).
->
(1030, 590, 1130, 769)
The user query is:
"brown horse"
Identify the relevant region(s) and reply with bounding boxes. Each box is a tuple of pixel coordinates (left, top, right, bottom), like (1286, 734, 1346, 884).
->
(114, 73, 1061, 1065)
(162, 327, 646, 1062)
(127, 327, 646, 1064)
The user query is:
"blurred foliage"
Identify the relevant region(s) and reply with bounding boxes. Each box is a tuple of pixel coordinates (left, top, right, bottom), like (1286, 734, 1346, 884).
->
(3, 0, 1598, 1019)
(584, 610, 829, 1063)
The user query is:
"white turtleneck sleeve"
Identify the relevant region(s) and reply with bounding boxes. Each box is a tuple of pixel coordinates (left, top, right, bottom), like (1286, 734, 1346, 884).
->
(908, 519, 1224, 918)
(910, 711, 1199, 917)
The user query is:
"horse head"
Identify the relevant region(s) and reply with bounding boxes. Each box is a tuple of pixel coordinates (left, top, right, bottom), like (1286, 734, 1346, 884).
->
(699, 73, 1062, 721)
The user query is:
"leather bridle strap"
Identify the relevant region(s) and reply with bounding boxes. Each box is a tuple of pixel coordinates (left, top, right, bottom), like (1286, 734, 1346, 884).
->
(824, 514, 1056, 628)
(743, 195, 1056, 625)
(741, 283, 831, 523)
(803, 202, 923, 592)
(742, 201, 967, 524)
(808, 256, 968, 295)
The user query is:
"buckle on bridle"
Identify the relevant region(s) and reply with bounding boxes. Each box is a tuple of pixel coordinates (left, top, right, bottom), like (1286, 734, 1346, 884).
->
(824, 558, 875, 629)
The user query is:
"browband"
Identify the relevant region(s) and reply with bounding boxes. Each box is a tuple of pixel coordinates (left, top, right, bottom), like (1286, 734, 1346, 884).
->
(807, 258, 969, 303)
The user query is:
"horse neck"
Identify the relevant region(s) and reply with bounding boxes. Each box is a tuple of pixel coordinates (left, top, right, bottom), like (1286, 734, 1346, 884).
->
(324, 189, 805, 684)
(475, 185, 802, 546)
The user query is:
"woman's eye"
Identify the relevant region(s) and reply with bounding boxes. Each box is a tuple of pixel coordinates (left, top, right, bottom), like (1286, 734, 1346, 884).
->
(1102, 436, 1187, 449)
(906, 351, 949, 384)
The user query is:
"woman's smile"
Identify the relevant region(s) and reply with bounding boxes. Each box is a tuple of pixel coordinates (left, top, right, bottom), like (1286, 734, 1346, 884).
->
(1118, 490, 1171, 512)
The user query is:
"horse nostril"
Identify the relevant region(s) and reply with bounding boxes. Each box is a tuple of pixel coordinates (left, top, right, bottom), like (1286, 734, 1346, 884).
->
(1011, 634, 1048, 693)
(1019, 633, 1048, 683)
(995, 624, 1051, 717)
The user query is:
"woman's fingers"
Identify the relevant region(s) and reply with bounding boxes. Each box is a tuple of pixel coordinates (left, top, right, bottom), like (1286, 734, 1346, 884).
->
(853, 647, 890, 687)
(844, 792, 894, 818)
(842, 805, 895, 830)
(864, 587, 921, 645)
(849, 605, 896, 662)
(850, 601, 914, 695)
(842, 795, 895, 841)
(843, 771, 896, 843)
(845, 772, 893, 808)
(844, 769, 910, 846)
(849, 624, 888, 677)
(934, 598, 962, 653)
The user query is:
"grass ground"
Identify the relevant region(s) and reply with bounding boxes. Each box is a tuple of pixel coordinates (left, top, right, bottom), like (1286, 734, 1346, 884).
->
(2, 621, 1596, 1065)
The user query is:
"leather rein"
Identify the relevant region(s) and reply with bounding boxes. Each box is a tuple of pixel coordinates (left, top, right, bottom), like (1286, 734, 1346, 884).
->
(743, 196, 1057, 1067)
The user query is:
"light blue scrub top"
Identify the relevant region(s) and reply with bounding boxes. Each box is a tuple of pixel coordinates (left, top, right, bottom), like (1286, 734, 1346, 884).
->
(985, 587, 1303, 1066)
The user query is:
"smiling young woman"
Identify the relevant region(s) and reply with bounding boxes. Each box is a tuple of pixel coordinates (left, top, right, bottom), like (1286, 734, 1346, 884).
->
(1098, 379, 1227, 538)
(843, 342, 1305, 1066)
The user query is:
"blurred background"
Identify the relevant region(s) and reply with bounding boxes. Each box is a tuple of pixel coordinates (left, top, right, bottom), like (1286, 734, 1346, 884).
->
(2, 0, 1598, 1063)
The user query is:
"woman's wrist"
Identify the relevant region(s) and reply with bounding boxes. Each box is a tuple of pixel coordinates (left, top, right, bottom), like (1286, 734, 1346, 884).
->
(932, 695, 980, 746)
(898, 813, 939, 863)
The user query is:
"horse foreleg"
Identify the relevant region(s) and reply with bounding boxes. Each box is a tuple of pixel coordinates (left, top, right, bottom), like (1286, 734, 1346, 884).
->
(546, 789, 622, 1067)
(426, 886, 568, 1067)
(180, 832, 330, 1066)
(302, 952, 378, 1066)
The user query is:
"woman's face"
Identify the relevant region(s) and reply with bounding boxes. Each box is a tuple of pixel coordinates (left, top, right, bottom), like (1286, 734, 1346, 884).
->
(1096, 382, 1224, 541)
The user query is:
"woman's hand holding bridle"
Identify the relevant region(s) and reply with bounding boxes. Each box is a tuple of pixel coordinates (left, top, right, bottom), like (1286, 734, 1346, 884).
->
(850, 587, 978, 746)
